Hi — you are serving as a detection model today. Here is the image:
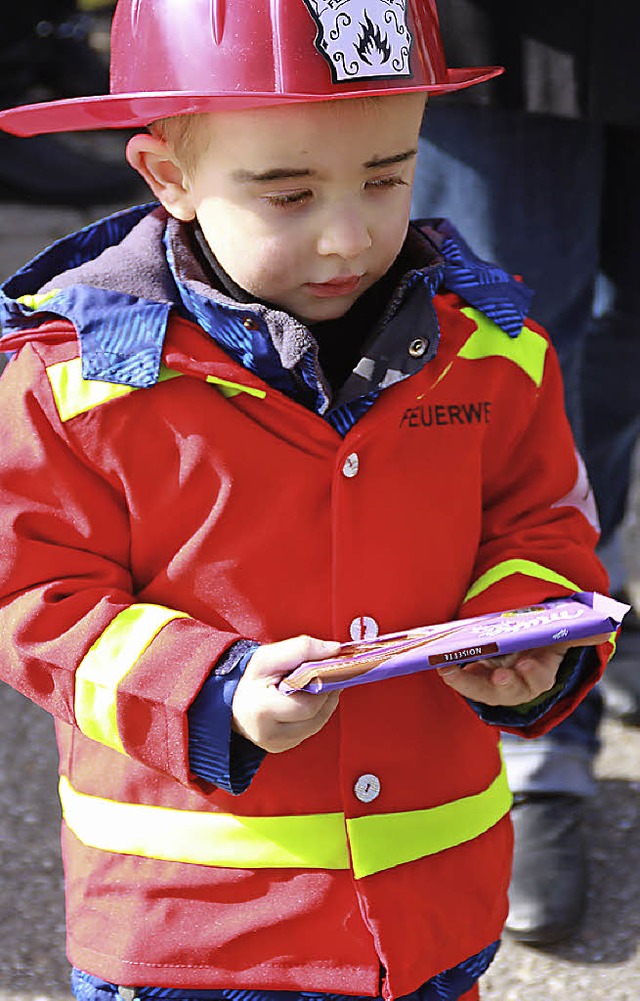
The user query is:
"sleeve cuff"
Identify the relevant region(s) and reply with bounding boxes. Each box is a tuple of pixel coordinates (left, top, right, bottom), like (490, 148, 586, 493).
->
(466, 646, 595, 729)
(187, 640, 266, 794)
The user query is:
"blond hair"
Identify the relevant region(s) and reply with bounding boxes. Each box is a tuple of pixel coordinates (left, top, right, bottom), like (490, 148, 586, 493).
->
(149, 113, 211, 173)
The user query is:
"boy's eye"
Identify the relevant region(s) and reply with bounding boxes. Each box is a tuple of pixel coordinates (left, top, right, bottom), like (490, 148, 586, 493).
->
(263, 190, 312, 208)
(365, 176, 408, 192)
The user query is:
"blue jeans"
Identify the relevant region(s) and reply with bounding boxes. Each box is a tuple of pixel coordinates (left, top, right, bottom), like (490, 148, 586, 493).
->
(412, 105, 640, 794)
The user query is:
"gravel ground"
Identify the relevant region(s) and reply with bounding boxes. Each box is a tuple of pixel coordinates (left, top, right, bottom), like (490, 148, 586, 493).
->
(482, 715, 640, 1000)
(1, 147, 640, 1001)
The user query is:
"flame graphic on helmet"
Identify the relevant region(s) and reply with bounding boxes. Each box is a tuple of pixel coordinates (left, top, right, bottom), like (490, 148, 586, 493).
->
(355, 11, 392, 65)
(302, 0, 413, 83)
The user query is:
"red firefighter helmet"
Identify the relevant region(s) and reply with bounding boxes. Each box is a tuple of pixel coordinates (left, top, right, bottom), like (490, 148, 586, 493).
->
(0, 0, 502, 136)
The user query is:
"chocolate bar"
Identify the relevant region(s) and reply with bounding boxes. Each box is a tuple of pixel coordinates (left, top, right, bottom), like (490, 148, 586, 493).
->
(280, 592, 630, 694)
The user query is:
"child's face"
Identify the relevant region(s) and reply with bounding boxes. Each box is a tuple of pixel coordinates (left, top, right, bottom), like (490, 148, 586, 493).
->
(181, 94, 426, 323)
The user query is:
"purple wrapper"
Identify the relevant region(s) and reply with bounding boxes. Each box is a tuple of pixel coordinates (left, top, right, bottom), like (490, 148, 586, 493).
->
(280, 592, 630, 695)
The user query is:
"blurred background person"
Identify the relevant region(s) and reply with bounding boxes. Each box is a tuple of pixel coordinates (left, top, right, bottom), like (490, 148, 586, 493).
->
(412, 0, 640, 947)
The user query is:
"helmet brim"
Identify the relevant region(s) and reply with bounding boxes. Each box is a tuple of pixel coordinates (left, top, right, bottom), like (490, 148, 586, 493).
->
(0, 67, 502, 137)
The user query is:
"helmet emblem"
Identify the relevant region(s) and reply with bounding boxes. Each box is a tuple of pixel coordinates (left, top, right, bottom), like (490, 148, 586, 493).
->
(302, 0, 414, 83)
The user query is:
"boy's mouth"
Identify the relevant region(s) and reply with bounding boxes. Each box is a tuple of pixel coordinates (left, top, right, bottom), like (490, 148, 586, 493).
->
(305, 275, 362, 298)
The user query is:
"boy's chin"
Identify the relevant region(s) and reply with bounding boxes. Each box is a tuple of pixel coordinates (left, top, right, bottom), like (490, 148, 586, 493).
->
(294, 293, 364, 326)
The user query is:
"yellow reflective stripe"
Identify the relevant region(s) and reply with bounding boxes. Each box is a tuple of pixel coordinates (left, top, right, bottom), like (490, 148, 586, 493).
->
(58, 759, 509, 876)
(347, 756, 511, 878)
(47, 358, 264, 421)
(59, 777, 351, 869)
(463, 559, 579, 604)
(75, 604, 190, 754)
(206, 374, 267, 399)
(17, 289, 61, 310)
(47, 357, 136, 421)
(459, 307, 548, 387)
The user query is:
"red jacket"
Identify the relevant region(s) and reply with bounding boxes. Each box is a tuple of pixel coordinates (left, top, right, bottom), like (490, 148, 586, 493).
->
(0, 224, 611, 997)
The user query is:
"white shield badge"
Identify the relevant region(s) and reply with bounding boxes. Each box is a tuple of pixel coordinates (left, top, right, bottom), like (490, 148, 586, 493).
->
(302, 0, 414, 83)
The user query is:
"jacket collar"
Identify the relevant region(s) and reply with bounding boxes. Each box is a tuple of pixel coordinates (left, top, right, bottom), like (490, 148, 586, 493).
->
(0, 204, 533, 397)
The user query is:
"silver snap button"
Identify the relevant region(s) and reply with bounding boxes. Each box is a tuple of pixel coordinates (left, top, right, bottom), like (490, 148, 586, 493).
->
(354, 774, 381, 803)
(349, 616, 379, 642)
(342, 452, 359, 478)
(408, 337, 428, 358)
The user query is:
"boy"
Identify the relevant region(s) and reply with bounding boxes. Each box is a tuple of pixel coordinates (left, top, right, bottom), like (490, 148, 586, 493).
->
(0, 1, 612, 999)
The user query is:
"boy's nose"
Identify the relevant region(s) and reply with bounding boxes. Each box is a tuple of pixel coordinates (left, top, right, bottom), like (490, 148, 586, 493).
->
(317, 208, 372, 260)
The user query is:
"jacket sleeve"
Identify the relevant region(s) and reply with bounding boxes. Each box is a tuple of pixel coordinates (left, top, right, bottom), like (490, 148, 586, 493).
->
(0, 342, 250, 788)
(187, 642, 266, 793)
(458, 321, 613, 736)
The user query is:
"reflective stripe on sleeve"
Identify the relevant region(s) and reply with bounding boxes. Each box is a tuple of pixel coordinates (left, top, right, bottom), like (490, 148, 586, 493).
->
(463, 559, 579, 605)
(74, 604, 190, 754)
(459, 308, 548, 387)
(58, 757, 510, 876)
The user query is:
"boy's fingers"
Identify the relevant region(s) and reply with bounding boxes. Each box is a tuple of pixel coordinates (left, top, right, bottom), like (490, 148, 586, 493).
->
(265, 686, 338, 724)
(256, 692, 341, 753)
(438, 652, 559, 705)
(280, 691, 340, 740)
(439, 631, 614, 707)
(247, 635, 341, 682)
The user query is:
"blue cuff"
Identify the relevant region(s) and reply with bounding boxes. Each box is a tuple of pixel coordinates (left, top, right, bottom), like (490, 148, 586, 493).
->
(187, 640, 266, 794)
(467, 646, 596, 728)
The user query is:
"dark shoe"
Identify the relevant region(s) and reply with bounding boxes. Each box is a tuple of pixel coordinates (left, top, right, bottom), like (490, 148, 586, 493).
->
(600, 595, 640, 725)
(0, 131, 146, 207)
(505, 793, 588, 945)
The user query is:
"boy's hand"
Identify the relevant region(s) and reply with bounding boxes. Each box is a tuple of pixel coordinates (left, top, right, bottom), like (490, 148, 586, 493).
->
(437, 634, 610, 707)
(232, 635, 341, 753)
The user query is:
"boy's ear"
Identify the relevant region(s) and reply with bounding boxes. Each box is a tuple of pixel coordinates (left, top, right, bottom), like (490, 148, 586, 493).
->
(126, 133, 196, 221)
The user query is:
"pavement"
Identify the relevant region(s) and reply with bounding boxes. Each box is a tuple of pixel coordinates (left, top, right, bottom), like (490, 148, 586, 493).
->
(1, 155, 640, 1001)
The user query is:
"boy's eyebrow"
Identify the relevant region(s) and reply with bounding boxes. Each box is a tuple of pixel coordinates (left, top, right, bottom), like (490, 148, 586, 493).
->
(232, 149, 418, 184)
(363, 148, 418, 169)
(232, 167, 315, 183)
